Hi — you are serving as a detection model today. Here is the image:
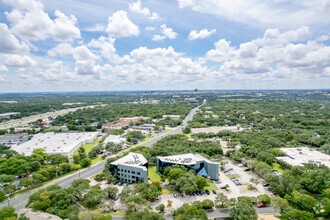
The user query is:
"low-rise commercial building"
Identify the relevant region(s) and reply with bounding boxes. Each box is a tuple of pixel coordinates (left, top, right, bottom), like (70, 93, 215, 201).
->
(162, 115, 181, 120)
(104, 135, 126, 145)
(130, 124, 155, 131)
(157, 153, 219, 180)
(0, 134, 30, 146)
(11, 132, 98, 156)
(110, 152, 148, 183)
(275, 147, 330, 168)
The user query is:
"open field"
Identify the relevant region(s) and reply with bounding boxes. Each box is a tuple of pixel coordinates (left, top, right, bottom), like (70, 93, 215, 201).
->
(148, 166, 162, 182)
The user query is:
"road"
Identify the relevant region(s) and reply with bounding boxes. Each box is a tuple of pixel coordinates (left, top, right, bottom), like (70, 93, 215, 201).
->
(0, 101, 205, 211)
(111, 207, 277, 220)
(143, 100, 205, 147)
(0, 105, 102, 130)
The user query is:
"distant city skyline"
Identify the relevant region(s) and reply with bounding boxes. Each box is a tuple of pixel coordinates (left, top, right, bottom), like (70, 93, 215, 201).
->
(0, 0, 329, 92)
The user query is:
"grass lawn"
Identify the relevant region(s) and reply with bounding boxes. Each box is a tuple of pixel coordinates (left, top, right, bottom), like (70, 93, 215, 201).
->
(73, 138, 100, 155)
(204, 181, 218, 191)
(110, 210, 126, 216)
(272, 163, 284, 174)
(227, 174, 240, 179)
(162, 188, 176, 195)
(91, 157, 103, 165)
(148, 166, 162, 182)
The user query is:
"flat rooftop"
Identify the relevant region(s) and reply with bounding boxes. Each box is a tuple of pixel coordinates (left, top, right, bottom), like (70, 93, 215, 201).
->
(191, 126, 244, 134)
(111, 152, 147, 167)
(276, 147, 330, 168)
(0, 134, 30, 146)
(104, 135, 126, 145)
(11, 132, 98, 156)
(0, 112, 20, 117)
(157, 153, 213, 166)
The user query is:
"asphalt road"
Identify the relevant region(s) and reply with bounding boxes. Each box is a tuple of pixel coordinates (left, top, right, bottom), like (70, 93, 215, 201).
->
(0, 101, 205, 211)
(143, 101, 204, 147)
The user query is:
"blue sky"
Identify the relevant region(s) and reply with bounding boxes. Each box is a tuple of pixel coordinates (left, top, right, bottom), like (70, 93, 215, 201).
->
(0, 0, 329, 92)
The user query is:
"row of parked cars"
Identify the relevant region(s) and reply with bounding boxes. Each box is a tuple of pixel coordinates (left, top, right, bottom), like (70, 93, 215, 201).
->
(172, 190, 217, 198)
(112, 181, 129, 187)
(231, 177, 242, 185)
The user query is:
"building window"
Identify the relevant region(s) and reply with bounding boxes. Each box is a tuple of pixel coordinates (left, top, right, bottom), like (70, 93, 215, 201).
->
(125, 175, 127, 177)
(132, 171, 135, 174)
(124, 170, 127, 172)
(132, 176, 135, 178)
(121, 169, 123, 172)
(128, 170, 130, 173)
(137, 172, 141, 175)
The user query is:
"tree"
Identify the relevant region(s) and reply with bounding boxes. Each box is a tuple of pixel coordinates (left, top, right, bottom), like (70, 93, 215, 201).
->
(124, 195, 148, 212)
(48, 154, 69, 165)
(196, 176, 207, 189)
(4, 185, 16, 195)
(105, 186, 118, 199)
(257, 194, 271, 205)
(0, 207, 17, 219)
(249, 178, 260, 189)
(167, 200, 173, 209)
(119, 186, 135, 203)
(172, 203, 208, 220)
(271, 196, 289, 214)
(33, 173, 47, 184)
(156, 204, 165, 212)
(126, 209, 165, 220)
(0, 191, 7, 203)
(72, 154, 81, 164)
(81, 158, 92, 168)
(202, 199, 214, 209)
(168, 168, 184, 181)
(285, 191, 317, 213)
(281, 210, 314, 220)
(229, 198, 257, 220)
(215, 192, 229, 208)
(0, 174, 16, 183)
(67, 178, 91, 201)
(30, 191, 52, 211)
(135, 182, 161, 201)
(83, 185, 107, 208)
(19, 178, 34, 188)
(174, 171, 198, 193)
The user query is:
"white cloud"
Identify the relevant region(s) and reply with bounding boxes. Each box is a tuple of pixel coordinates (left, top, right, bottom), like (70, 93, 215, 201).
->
(4, 55, 37, 67)
(129, 0, 160, 20)
(152, 24, 177, 41)
(145, 26, 156, 31)
(73, 45, 98, 61)
(106, 10, 139, 38)
(0, 23, 29, 54)
(0, 65, 8, 72)
(177, 0, 330, 29)
(4, 0, 80, 42)
(47, 43, 74, 57)
(83, 24, 106, 32)
(88, 36, 131, 64)
(188, 28, 216, 40)
(205, 26, 330, 80)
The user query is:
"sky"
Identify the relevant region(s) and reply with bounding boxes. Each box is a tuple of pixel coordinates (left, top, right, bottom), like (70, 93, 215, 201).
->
(0, 0, 329, 92)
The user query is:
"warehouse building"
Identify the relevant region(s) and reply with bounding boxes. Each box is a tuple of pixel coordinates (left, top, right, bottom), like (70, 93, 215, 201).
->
(104, 135, 126, 145)
(11, 132, 98, 156)
(275, 147, 330, 168)
(157, 153, 219, 180)
(110, 152, 148, 183)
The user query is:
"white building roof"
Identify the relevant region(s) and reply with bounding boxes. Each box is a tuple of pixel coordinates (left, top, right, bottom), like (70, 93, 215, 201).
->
(276, 147, 330, 168)
(157, 153, 213, 166)
(111, 152, 147, 167)
(104, 135, 126, 145)
(11, 132, 98, 156)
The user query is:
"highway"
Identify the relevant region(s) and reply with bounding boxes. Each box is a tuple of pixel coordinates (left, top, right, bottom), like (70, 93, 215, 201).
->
(0, 101, 205, 211)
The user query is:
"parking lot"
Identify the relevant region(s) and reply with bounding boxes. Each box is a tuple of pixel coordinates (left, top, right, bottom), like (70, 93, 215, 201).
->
(217, 159, 271, 198)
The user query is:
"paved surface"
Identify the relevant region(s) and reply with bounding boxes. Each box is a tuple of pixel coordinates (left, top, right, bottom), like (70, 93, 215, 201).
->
(0, 101, 205, 211)
(111, 207, 277, 220)
(143, 100, 205, 147)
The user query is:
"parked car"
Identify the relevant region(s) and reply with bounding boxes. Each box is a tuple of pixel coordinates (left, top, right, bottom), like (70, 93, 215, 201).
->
(244, 168, 251, 172)
(257, 203, 267, 208)
(123, 183, 128, 187)
(220, 186, 226, 189)
(156, 196, 160, 200)
(113, 182, 118, 185)
(113, 195, 119, 201)
(118, 182, 123, 186)
(212, 190, 217, 194)
(189, 192, 193, 196)
(173, 193, 177, 198)
(196, 191, 200, 195)
(192, 192, 196, 196)
(180, 192, 184, 197)
(263, 183, 269, 187)
(200, 191, 205, 195)
(205, 190, 210, 195)
(237, 164, 244, 167)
